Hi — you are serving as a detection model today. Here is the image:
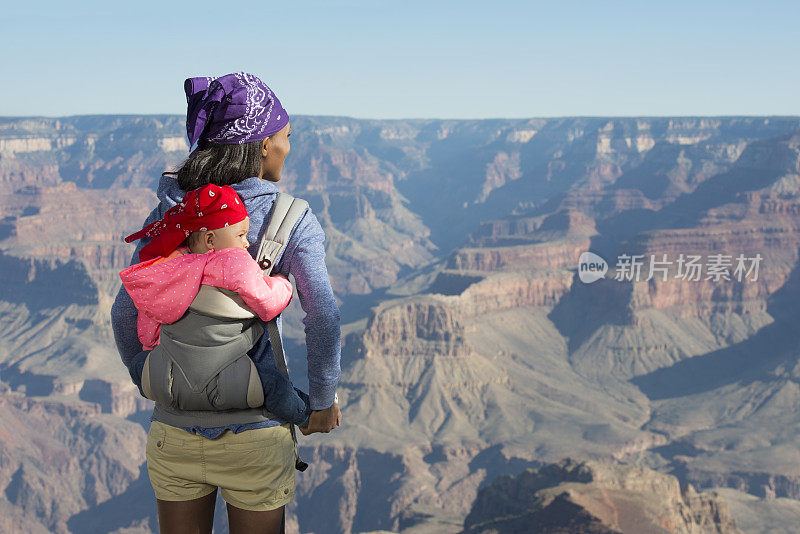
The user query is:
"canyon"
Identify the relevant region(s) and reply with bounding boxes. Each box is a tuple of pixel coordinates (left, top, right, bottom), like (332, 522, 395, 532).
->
(1, 115, 800, 532)
(463, 458, 742, 534)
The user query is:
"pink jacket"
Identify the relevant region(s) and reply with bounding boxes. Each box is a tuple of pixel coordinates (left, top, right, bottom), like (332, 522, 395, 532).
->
(119, 246, 293, 350)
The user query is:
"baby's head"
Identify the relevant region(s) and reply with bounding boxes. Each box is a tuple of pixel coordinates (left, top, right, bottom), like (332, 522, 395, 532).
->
(177, 184, 250, 254)
(187, 216, 250, 253)
(125, 183, 251, 262)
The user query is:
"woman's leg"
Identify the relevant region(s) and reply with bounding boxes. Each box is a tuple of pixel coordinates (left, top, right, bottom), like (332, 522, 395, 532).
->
(226, 503, 285, 534)
(156, 491, 217, 534)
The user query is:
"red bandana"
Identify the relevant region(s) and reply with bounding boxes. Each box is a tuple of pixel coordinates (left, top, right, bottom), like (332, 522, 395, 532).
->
(125, 184, 248, 262)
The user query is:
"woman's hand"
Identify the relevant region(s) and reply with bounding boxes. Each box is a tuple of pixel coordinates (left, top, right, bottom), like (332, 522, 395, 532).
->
(299, 401, 341, 435)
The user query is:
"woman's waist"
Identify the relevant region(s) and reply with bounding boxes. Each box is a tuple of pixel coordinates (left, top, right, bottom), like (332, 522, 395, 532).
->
(151, 403, 284, 431)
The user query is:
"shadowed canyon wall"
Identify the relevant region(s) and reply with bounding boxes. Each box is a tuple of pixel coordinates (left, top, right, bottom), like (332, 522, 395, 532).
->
(2, 115, 800, 532)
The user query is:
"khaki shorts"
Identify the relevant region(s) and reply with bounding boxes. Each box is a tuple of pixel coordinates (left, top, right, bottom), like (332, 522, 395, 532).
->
(146, 420, 295, 511)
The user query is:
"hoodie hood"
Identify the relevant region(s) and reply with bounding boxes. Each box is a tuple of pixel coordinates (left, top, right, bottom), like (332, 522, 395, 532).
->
(120, 251, 211, 324)
(147, 175, 281, 262)
(155, 175, 279, 216)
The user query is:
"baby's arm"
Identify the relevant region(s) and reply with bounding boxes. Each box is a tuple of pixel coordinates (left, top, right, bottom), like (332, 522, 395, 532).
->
(255, 362, 312, 427)
(211, 248, 293, 321)
(137, 312, 160, 351)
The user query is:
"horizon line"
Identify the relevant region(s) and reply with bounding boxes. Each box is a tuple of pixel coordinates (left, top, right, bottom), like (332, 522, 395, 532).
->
(2, 113, 800, 122)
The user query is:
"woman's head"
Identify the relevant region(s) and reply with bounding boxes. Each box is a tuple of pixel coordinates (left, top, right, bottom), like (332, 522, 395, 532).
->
(170, 72, 291, 190)
(174, 140, 262, 190)
(259, 122, 292, 182)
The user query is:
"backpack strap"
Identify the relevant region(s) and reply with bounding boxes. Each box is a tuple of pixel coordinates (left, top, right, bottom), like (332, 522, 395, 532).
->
(256, 192, 309, 274)
(256, 192, 310, 472)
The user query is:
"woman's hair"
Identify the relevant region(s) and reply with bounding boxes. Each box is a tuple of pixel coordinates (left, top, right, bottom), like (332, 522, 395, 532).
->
(165, 139, 262, 190)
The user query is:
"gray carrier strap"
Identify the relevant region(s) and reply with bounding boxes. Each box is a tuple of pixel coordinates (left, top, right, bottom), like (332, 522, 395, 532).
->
(256, 192, 309, 378)
(256, 192, 309, 274)
(152, 403, 276, 428)
(258, 192, 309, 472)
(256, 192, 309, 379)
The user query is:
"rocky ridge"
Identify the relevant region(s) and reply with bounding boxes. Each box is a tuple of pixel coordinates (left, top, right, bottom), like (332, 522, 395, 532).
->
(463, 458, 742, 534)
(1, 116, 800, 532)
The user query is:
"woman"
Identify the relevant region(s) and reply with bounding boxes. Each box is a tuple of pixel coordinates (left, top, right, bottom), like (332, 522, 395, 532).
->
(110, 72, 342, 534)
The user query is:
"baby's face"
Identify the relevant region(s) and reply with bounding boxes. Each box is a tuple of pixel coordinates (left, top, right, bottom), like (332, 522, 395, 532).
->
(211, 217, 250, 250)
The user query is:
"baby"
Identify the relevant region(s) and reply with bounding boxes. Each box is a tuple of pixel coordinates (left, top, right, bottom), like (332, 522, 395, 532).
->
(120, 183, 311, 427)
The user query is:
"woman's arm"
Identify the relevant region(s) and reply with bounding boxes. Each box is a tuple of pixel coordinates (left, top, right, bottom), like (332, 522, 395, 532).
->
(111, 206, 161, 368)
(278, 208, 341, 412)
(111, 284, 144, 368)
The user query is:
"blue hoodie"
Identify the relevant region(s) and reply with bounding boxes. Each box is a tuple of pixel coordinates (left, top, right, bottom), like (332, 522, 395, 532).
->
(111, 175, 341, 438)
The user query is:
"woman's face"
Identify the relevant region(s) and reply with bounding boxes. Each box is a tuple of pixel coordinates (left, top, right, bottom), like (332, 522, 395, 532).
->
(260, 122, 291, 182)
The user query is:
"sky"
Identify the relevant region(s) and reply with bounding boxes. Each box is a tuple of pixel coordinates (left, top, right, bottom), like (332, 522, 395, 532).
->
(2, 0, 799, 119)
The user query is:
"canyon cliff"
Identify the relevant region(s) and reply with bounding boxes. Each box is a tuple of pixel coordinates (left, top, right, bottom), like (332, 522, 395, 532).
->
(1, 115, 800, 532)
(463, 458, 742, 534)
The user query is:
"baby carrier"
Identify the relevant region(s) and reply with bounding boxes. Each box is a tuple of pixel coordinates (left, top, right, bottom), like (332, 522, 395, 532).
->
(139, 192, 310, 470)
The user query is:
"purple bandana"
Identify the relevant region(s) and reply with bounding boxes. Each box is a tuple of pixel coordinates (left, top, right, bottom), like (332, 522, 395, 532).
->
(184, 72, 289, 149)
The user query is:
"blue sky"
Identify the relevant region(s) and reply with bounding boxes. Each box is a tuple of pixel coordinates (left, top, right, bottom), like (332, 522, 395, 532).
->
(2, 0, 798, 118)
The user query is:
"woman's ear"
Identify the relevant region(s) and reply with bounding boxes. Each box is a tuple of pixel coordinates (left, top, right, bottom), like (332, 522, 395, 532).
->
(261, 137, 270, 158)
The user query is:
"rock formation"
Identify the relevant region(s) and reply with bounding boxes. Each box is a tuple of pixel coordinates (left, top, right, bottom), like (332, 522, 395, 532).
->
(1, 115, 800, 532)
(463, 458, 742, 534)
